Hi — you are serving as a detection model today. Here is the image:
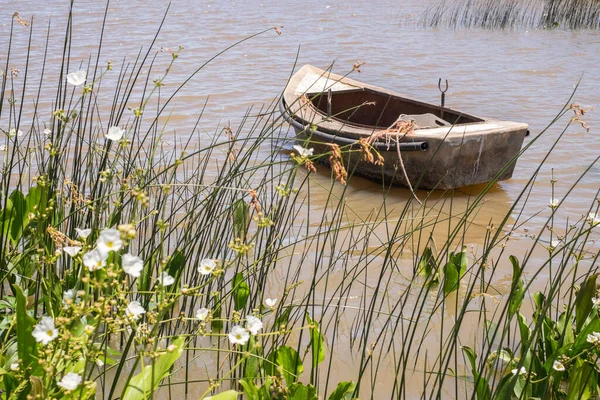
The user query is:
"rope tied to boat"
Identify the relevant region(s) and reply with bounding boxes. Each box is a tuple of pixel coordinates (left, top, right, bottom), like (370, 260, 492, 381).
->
(366, 115, 423, 205)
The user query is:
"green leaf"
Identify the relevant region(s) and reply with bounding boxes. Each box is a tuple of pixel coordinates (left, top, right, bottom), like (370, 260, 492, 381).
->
(461, 346, 491, 400)
(417, 247, 436, 277)
(166, 250, 185, 279)
(306, 314, 325, 368)
(8, 190, 26, 244)
(211, 293, 223, 331)
(567, 359, 596, 400)
(265, 346, 303, 387)
(508, 256, 524, 317)
(451, 249, 468, 276)
(25, 186, 43, 215)
(0, 197, 15, 239)
(233, 198, 249, 241)
(239, 379, 259, 400)
(443, 260, 460, 295)
(122, 337, 185, 400)
(575, 274, 597, 333)
(14, 285, 37, 371)
(233, 273, 250, 311)
(328, 381, 355, 400)
(244, 335, 260, 380)
(289, 382, 317, 400)
(204, 390, 239, 400)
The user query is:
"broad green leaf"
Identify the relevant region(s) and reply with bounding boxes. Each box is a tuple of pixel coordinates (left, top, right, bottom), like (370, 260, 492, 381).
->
(8, 190, 26, 244)
(567, 359, 596, 400)
(306, 314, 325, 367)
(328, 381, 355, 400)
(239, 378, 260, 400)
(233, 273, 250, 311)
(122, 336, 185, 400)
(289, 382, 317, 400)
(211, 293, 223, 331)
(265, 346, 303, 387)
(417, 247, 436, 277)
(0, 197, 15, 239)
(508, 256, 524, 317)
(204, 390, 239, 400)
(517, 313, 530, 358)
(443, 261, 459, 295)
(14, 285, 36, 371)
(451, 249, 468, 276)
(575, 274, 597, 333)
(25, 186, 43, 215)
(461, 346, 491, 400)
(166, 250, 185, 280)
(233, 198, 249, 241)
(244, 335, 260, 380)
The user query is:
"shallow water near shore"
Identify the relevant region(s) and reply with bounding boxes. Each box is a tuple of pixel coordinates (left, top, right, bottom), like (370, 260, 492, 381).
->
(2, 0, 599, 397)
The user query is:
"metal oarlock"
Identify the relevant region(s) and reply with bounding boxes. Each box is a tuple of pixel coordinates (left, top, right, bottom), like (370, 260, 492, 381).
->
(438, 78, 449, 118)
(438, 78, 448, 108)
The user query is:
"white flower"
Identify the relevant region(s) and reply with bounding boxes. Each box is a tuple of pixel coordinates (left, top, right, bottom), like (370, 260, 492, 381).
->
(96, 228, 123, 253)
(63, 289, 75, 301)
(511, 366, 527, 376)
(96, 358, 104, 367)
(593, 297, 600, 306)
(75, 228, 92, 239)
(246, 315, 263, 335)
(553, 360, 565, 371)
(549, 198, 559, 208)
(43, 128, 52, 136)
(122, 253, 144, 278)
(158, 271, 175, 286)
(265, 298, 278, 307)
(587, 332, 600, 344)
(550, 239, 560, 249)
(8, 128, 23, 138)
(63, 246, 82, 257)
(57, 372, 82, 390)
(106, 126, 124, 141)
(198, 258, 216, 275)
(196, 307, 209, 320)
(126, 301, 146, 319)
(66, 70, 86, 86)
(228, 325, 250, 345)
(32, 316, 58, 345)
(293, 144, 314, 158)
(10, 362, 19, 371)
(587, 213, 600, 226)
(82, 248, 108, 271)
(0, 145, 6, 151)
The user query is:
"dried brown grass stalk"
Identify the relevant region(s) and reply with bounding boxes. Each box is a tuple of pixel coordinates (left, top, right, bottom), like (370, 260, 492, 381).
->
(327, 143, 347, 185)
(358, 138, 384, 166)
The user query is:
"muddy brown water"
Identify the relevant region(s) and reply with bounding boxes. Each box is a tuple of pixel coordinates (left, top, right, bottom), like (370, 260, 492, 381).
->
(2, 0, 600, 398)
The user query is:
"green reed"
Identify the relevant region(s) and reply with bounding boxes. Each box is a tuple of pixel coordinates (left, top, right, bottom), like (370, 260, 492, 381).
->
(422, 0, 600, 29)
(1, 2, 599, 400)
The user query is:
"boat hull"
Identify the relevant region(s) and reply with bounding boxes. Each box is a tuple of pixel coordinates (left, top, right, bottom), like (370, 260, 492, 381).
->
(281, 65, 528, 190)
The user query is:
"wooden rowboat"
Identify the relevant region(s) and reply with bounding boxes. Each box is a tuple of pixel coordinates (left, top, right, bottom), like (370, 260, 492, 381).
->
(279, 65, 529, 190)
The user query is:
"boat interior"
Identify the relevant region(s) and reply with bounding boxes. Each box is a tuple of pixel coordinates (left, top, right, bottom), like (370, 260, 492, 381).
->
(307, 88, 484, 129)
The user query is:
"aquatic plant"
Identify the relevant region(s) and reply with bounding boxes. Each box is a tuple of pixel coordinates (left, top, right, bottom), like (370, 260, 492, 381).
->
(0, 2, 599, 400)
(422, 0, 600, 29)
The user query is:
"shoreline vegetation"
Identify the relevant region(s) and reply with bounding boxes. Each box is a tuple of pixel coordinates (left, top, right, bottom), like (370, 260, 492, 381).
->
(421, 0, 600, 29)
(1, 3, 600, 400)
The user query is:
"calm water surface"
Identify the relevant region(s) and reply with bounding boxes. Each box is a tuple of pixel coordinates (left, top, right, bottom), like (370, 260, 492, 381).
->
(2, 0, 599, 397)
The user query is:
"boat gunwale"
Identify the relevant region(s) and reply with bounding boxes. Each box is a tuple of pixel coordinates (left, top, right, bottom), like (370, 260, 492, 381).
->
(283, 65, 528, 140)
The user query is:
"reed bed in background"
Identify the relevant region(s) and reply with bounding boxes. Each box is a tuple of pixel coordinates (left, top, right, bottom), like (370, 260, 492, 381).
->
(1, 3, 600, 400)
(422, 0, 600, 29)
